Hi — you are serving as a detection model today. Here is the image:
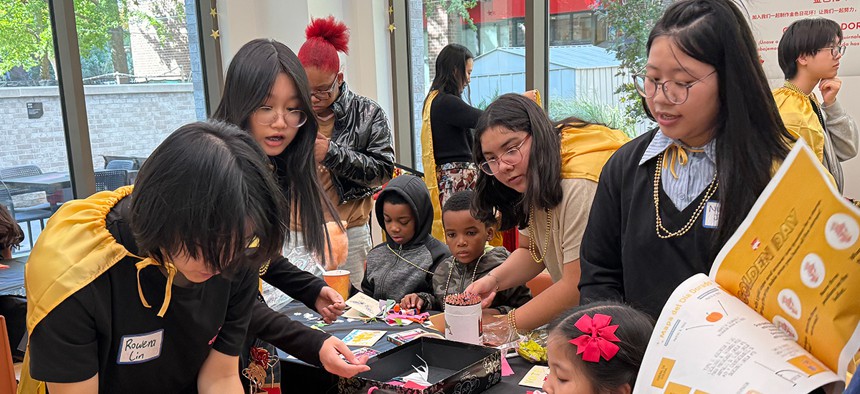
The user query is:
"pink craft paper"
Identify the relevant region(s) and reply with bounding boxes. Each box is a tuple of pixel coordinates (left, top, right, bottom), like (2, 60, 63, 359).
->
(501, 356, 514, 377)
(403, 381, 429, 390)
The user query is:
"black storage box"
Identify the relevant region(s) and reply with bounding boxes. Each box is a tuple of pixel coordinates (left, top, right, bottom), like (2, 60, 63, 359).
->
(338, 337, 502, 394)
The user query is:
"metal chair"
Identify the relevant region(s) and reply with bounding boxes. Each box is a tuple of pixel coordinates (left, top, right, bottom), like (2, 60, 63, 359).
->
(95, 170, 128, 192)
(0, 165, 43, 196)
(0, 165, 41, 180)
(0, 181, 52, 252)
(105, 159, 135, 170)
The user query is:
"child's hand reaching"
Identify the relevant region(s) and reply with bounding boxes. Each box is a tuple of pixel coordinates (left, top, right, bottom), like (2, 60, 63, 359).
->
(400, 293, 424, 310)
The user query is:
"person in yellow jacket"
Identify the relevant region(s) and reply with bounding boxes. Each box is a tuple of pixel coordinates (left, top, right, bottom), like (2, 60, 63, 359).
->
(772, 17, 858, 194)
(465, 94, 630, 333)
(19, 121, 288, 394)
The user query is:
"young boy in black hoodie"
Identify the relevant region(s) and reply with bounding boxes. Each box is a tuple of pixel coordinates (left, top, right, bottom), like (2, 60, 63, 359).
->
(361, 174, 450, 302)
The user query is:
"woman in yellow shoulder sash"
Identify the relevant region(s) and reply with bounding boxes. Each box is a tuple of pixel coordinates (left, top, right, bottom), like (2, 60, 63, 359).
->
(465, 94, 629, 333)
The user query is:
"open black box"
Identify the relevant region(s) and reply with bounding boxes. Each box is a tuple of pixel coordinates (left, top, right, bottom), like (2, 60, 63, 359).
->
(338, 337, 502, 394)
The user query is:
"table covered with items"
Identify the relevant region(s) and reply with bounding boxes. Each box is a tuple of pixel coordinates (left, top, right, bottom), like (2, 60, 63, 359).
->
(275, 299, 551, 394)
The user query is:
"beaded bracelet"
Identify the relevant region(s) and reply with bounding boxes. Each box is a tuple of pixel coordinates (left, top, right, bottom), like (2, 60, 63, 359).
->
(506, 308, 519, 339)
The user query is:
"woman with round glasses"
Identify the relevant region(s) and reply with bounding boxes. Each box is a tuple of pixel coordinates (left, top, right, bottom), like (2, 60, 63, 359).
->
(578, 0, 794, 320)
(773, 17, 857, 193)
(212, 38, 371, 387)
(464, 94, 628, 334)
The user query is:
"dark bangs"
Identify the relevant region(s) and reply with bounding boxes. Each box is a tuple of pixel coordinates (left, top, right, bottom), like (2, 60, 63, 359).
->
(131, 121, 287, 274)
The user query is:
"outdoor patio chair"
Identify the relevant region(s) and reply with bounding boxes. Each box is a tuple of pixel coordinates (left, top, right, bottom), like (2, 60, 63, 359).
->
(0, 181, 52, 251)
(105, 159, 135, 170)
(95, 169, 128, 192)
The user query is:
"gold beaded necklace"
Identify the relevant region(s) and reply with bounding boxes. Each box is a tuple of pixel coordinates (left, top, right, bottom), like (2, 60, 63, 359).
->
(653, 151, 719, 238)
(443, 251, 486, 298)
(528, 205, 552, 263)
(387, 244, 435, 274)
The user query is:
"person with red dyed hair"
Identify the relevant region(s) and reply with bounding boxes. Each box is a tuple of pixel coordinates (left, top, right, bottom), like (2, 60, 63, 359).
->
(298, 16, 396, 288)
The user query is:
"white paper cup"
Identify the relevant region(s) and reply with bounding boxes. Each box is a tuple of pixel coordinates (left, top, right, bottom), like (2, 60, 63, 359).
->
(444, 302, 482, 345)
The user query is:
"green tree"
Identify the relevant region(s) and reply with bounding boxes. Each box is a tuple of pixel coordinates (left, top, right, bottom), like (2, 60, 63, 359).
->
(131, 0, 190, 80)
(589, 0, 669, 124)
(0, 0, 130, 82)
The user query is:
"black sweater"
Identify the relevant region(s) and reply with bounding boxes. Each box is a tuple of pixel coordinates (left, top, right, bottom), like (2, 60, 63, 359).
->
(246, 258, 330, 366)
(429, 92, 483, 165)
(579, 130, 719, 320)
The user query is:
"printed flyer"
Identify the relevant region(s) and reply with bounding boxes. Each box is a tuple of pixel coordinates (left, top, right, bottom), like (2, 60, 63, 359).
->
(635, 141, 860, 393)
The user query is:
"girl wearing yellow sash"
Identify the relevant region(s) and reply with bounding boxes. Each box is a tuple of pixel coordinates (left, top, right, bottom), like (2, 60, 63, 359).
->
(421, 44, 482, 242)
(466, 94, 629, 333)
(20, 122, 288, 393)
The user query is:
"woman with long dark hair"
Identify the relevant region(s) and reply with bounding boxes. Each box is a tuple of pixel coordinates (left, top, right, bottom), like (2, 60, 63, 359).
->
(578, 0, 793, 320)
(465, 94, 629, 333)
(213, 38, 336, 255)
(420, 44, 481, 241)
(212, 38, 369, 386)
(420, 44, 536, 241)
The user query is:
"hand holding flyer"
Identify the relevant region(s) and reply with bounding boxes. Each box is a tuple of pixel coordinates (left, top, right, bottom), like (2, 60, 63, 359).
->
(635, 141, 860, 394)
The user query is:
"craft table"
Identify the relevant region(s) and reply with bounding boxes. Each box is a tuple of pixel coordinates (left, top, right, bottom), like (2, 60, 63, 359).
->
(277, 302, 542, 393)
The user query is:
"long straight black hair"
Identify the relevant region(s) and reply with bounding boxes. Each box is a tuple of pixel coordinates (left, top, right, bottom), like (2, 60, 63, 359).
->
(471, 94, 562, 231)
(212, 38, 337, 257)
(423, 43, 474, 111)
(646, 0, 792, 248)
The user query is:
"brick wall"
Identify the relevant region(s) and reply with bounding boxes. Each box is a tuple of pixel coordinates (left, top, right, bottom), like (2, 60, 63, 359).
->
(0, 84, 201, 173)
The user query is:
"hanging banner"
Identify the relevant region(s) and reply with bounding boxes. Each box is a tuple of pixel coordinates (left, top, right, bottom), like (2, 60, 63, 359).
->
(739, 0, 860, 79)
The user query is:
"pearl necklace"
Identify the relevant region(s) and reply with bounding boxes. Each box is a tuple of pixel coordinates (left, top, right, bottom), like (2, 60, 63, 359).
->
(653, 151, 719, 238)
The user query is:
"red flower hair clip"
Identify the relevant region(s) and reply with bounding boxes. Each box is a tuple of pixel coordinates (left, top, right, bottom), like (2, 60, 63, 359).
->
(568, 313, 620, 363)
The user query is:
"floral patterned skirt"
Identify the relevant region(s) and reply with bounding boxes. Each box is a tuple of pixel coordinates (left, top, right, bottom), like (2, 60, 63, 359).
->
(436, 162, 478, 207)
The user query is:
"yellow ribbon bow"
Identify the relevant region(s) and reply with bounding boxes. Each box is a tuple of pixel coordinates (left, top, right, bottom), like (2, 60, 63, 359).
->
(663, 143, 705, 179)
(134, 257, 176, 317)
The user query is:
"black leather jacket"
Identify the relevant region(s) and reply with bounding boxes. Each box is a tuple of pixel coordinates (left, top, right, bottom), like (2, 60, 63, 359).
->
(322, 81, 396, 203)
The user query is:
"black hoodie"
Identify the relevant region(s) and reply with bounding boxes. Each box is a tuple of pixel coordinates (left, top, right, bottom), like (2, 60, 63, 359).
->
(361, 175, 450, 301)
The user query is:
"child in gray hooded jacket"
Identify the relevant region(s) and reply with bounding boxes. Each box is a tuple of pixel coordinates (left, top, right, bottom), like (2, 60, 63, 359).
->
(361, 175, 450, 302)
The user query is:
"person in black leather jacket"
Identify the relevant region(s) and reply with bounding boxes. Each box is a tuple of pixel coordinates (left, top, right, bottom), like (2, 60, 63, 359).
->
(213, 38, 370, 385)
(298, 16, 396, 287)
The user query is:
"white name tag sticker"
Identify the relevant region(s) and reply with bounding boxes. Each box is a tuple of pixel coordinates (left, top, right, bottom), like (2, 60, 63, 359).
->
(117, 329, 163, 364)
(703, 200, 720, 228)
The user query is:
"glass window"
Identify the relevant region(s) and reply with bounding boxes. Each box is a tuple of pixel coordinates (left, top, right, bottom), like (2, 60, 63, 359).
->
(76, 0, 207, 194)
(571, 13, 595, 44)
(409, 0, 526, 172)
(551, 14, 573, 45)
(548, 2, 666, 137)
(0, 0, 71, 255)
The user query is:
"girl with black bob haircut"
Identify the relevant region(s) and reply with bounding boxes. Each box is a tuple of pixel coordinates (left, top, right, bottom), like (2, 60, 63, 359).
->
(131, 122, 287, 273)
(579, 0, 793, 320)
(213, 38, 370, 385)
(466, 94, 628, 334)
(542, 302, 653, 394)
(21, 121, 288, 392)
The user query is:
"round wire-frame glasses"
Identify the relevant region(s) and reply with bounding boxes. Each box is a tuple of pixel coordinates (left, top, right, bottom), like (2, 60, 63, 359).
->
(479, 135, 530, 175)
(253, 107, 308, 127)
(632, 70, 716, 105)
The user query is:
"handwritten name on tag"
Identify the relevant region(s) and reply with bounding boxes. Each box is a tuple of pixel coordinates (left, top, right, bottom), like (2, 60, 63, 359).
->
(703, 201, 720, 228)
(117, 329, 163, 364)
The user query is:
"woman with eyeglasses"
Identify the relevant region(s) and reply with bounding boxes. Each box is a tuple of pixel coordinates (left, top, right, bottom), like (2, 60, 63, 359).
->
(773, 17, 858, 194)
(297, 16, 395, 288)
(464, 94, 628, 334)
(577, 0, 794, 320)
(212, 38, 371, 388)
